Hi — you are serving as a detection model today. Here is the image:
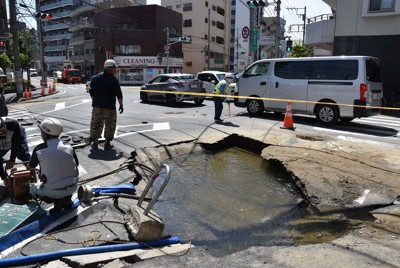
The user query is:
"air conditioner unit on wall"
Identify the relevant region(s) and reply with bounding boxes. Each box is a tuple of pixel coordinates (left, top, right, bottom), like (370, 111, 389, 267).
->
(186, 62, 192, 66)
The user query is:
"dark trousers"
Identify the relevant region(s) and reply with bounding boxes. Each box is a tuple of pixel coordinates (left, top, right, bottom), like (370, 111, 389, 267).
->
(213, 97, 223, 120)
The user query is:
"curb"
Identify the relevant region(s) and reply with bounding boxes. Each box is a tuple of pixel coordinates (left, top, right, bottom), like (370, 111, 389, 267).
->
(5, 90, 59, 104)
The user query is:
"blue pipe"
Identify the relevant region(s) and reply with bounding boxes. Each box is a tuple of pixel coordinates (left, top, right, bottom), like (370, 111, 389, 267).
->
(0, 236, 181, 267)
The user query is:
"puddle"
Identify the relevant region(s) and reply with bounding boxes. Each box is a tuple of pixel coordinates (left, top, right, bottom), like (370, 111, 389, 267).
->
(153, 147, 374, 257)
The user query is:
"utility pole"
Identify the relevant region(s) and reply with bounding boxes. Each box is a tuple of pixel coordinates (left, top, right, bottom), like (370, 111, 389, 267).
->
(36, 0, 47, 90)
(207, 9, 211, 70)
(287, 6, 307, 44)
(275, 0, 281, 58)
(9, 0, 23, 97)
(166, 27, 170, 73)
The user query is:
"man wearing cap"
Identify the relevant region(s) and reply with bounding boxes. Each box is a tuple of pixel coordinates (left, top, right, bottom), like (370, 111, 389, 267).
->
(27, 118, 79, 214)
(89, 59, 123, 150)
(0, 117, 30, 182)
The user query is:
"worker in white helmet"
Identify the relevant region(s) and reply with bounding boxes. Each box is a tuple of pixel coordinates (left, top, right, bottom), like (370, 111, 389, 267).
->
(27, 118, 79, 214)
(213, 73, 235, 123)
(89, 59, 123, 150)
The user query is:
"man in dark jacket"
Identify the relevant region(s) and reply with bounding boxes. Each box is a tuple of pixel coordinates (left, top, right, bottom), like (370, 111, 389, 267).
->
(89, 59, 124, 150)
(0, 117, 30, 182)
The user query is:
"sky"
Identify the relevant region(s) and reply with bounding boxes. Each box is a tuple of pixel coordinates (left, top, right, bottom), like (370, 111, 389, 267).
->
(147, 0, 333, 41)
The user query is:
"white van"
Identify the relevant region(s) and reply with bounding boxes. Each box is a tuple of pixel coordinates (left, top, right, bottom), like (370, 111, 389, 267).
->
(234, 56, 382, 125)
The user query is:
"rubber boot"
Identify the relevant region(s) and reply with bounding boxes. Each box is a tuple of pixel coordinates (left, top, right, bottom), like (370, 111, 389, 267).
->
(104, 139, 114, 150)
(91, 138, 98, 149)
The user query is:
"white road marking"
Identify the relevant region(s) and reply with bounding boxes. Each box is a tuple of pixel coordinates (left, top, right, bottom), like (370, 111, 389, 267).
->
(38, 99, 91, 115)
(55, 102, 65, 110)
(354, 189, 370, 205)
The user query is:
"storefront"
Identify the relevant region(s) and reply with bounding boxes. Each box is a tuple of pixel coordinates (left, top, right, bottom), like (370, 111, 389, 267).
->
(113, 56, 184, 85)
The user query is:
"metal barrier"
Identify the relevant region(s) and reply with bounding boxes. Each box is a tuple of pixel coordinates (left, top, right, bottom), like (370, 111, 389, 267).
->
(137, 163, 171, 216)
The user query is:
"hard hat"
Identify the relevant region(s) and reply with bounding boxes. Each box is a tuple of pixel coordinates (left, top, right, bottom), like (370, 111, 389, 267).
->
(0, 68, 6, 77)
(39, 118, 63, 136)
(225, 73, 235, 80)
(104, 59, 117, 69)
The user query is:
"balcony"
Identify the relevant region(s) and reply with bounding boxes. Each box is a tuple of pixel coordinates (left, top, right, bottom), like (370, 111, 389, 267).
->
(69, 19, 94, 32)
(70, 2, 96, 17)
(305, 14, 335, 51)
(44, 55, 66, 64)
(40, 0, 74, 11)
(44, 23, 69, 31)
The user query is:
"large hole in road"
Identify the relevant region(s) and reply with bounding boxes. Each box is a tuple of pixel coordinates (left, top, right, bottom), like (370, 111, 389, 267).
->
(151, 137, 375, 257)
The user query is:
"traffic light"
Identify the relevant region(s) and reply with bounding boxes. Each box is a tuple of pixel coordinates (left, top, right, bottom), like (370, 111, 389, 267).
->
(247, 1, 267, 8)
(286, 40, 293, 53)
(179, 36, 191, 43)
(0, 40, 6, 52)
(35, 13, 52, 21)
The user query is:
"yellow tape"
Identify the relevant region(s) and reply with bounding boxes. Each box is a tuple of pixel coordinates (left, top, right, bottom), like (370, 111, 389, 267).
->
(137, 89, 400, 111)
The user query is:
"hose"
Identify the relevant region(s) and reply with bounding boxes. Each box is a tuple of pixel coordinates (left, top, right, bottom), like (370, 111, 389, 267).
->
(0, 236, 181, 267)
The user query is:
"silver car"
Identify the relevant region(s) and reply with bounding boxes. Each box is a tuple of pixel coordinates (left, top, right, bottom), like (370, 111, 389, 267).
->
(140, 74, 205, 106)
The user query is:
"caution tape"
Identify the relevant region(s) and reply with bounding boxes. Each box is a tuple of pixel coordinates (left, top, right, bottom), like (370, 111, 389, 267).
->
(138, 89, 400, 111)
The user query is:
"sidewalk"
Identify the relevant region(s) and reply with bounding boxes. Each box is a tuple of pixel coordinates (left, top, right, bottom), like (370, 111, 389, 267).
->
(4, 87, 58, 104)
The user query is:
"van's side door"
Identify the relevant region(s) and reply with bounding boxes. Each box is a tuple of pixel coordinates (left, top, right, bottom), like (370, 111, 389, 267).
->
(270, 61, 308, 112)
(239, 61, 271, 107)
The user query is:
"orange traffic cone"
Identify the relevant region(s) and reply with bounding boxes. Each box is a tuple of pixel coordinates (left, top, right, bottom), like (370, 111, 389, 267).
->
(41, 85, 46, 96)
(281, 101, 295, 130)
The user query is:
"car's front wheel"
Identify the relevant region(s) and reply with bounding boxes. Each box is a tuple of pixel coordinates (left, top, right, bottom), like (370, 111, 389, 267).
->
(166, 93, 177, 106)
(140, 92, 149, 103)
(246, 99, 264, 116)
(194, 99, 204, 105)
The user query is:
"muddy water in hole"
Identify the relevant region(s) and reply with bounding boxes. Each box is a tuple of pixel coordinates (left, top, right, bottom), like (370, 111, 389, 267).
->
(153, 147, 372, 257)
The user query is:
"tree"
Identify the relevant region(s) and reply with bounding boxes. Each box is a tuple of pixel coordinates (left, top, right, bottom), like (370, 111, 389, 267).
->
(0, 52, 12, 71)
(290, 44, 314, 58)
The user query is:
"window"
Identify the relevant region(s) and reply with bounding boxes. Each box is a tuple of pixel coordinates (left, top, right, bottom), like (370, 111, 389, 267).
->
(216, 21, 224, 30)
(212, 5, 216, 11)
(369, 0, 395, 12)
(205, 17, 208, 23)
(205, 1, 208, 7)
(212, 21, 216, 26)
(274, 60, 359, 80)
(176, 4, 181, 8)
(216, 36, 224, 44)
(183, 19, 192, 27)
(166, 5, 172, 10)
(214, 53, 223, 64)
(115, 45, 141, 55)
(244, 62, 270, 77)
(216, 6, 225, 16)
(183, 3, 192, 11)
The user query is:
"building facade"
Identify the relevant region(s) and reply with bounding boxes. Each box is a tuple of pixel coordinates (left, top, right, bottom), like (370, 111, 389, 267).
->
(94, 5, 184, 84)
(307, 0, 400, 106)
(161, 0, 233, 74)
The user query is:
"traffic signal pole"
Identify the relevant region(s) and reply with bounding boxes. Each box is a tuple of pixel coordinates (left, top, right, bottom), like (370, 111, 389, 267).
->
(36, 0, 47, 91)
(275, 0, 281, 58)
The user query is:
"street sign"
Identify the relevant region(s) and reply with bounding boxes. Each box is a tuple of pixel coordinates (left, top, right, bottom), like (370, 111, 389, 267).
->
(164, 44, 170, 52)
(251, 29, 258, 51)
(242, 26, 250, 39)
(259, 36, 276, 45)
(169, 37, 179, 42)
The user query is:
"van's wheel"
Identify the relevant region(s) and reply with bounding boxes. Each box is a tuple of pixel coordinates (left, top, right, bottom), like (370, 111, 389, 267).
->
(316, 104, 339, 125)
(166, 94, 177, 106)
(194, 99, 204, 105)
(246, 99, 264, 116)
(140, 92, 148, 103)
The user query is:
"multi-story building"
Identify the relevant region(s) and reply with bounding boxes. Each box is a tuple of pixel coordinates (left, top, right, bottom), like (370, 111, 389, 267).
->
(306, 0, 400, 106)
(161, 0, 234, 74)
(94, 5, 184, 84)
(38, 0, 74, 74)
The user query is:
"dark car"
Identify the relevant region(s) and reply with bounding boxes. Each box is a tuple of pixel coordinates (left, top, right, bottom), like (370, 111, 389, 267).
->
(140, 73, 205, 106)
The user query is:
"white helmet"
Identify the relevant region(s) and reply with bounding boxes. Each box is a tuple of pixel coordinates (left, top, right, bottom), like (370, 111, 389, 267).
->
(225, 73, 235, 80)
(104, 59, 117, 69)
(0, 68, 6, 77)
(39, 118, 63, 136)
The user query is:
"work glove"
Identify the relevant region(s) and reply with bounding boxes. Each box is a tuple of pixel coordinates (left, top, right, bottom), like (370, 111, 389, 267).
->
(5, 160, 15, 170)
(119, 105, 124, 114)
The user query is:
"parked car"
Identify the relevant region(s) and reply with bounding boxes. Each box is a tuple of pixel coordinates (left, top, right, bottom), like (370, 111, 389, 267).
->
(30, 69, 38, 77)
(140, 73, 205, 106)
(196, 71, 237, 97)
